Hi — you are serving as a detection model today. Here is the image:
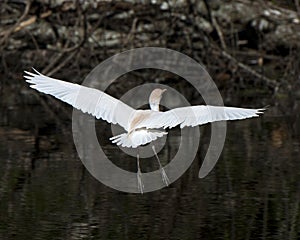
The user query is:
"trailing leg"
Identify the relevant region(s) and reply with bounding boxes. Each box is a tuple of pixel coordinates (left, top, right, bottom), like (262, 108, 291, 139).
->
(136, 149, 144, 194)
(152, 145, 170, 186)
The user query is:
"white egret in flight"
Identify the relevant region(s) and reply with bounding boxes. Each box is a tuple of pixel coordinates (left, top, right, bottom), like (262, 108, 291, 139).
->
(24, 69, 265, 193)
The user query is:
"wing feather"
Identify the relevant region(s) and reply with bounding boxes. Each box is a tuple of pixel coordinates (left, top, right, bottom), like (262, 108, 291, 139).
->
(134, 105, 265, 129)
(24, 69, 135, 131)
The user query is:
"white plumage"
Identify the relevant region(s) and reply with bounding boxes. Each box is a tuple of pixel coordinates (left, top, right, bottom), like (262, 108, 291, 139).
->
(24, 69, 265, 149)
(24, 69, 135, 131)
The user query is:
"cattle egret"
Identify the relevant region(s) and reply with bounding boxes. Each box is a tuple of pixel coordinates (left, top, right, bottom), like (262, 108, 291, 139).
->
(24, 69, 266, 193)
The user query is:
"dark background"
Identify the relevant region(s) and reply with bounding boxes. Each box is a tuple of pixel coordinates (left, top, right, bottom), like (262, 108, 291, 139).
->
(0, 0, 299, 239)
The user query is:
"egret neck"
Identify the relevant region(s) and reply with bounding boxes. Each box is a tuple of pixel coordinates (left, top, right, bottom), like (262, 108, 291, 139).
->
(149, 88, 166, 111)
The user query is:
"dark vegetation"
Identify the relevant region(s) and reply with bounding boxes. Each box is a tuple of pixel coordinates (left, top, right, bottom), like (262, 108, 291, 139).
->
(1, 0, 300, 110)
(1, 2, 300, 239)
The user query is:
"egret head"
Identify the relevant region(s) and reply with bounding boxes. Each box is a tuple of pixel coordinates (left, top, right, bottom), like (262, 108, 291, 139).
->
(149, 88, 167, 111)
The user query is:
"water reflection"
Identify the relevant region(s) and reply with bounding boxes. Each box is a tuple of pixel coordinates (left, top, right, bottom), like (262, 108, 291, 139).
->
(0, 101, 299, 239)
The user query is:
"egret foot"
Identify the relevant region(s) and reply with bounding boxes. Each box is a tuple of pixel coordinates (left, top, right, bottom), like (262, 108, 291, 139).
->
(137, 170, 144, 194)
(152, 145, 170, 187)
(160, 166, 170, 186)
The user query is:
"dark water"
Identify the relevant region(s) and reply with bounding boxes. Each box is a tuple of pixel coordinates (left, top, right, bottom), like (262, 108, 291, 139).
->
(0, 96, 299, 240)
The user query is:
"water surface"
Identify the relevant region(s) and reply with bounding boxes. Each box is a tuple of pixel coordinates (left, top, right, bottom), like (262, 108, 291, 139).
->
(0, 95, 299, 240)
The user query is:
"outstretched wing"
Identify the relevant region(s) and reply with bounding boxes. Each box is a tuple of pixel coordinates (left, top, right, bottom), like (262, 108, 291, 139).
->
(134, 105, 265, 129)
(24, 69, 135, 131)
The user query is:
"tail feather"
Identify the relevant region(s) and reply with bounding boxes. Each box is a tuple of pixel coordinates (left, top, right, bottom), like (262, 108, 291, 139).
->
(110, 130, 167, 148)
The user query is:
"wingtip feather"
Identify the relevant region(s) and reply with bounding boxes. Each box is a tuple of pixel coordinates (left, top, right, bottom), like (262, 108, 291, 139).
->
(24, 71, 36, 77)
(24, 68, 42, 79)
(31, 67, 41, 75)
(256, 108, 267, 115)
